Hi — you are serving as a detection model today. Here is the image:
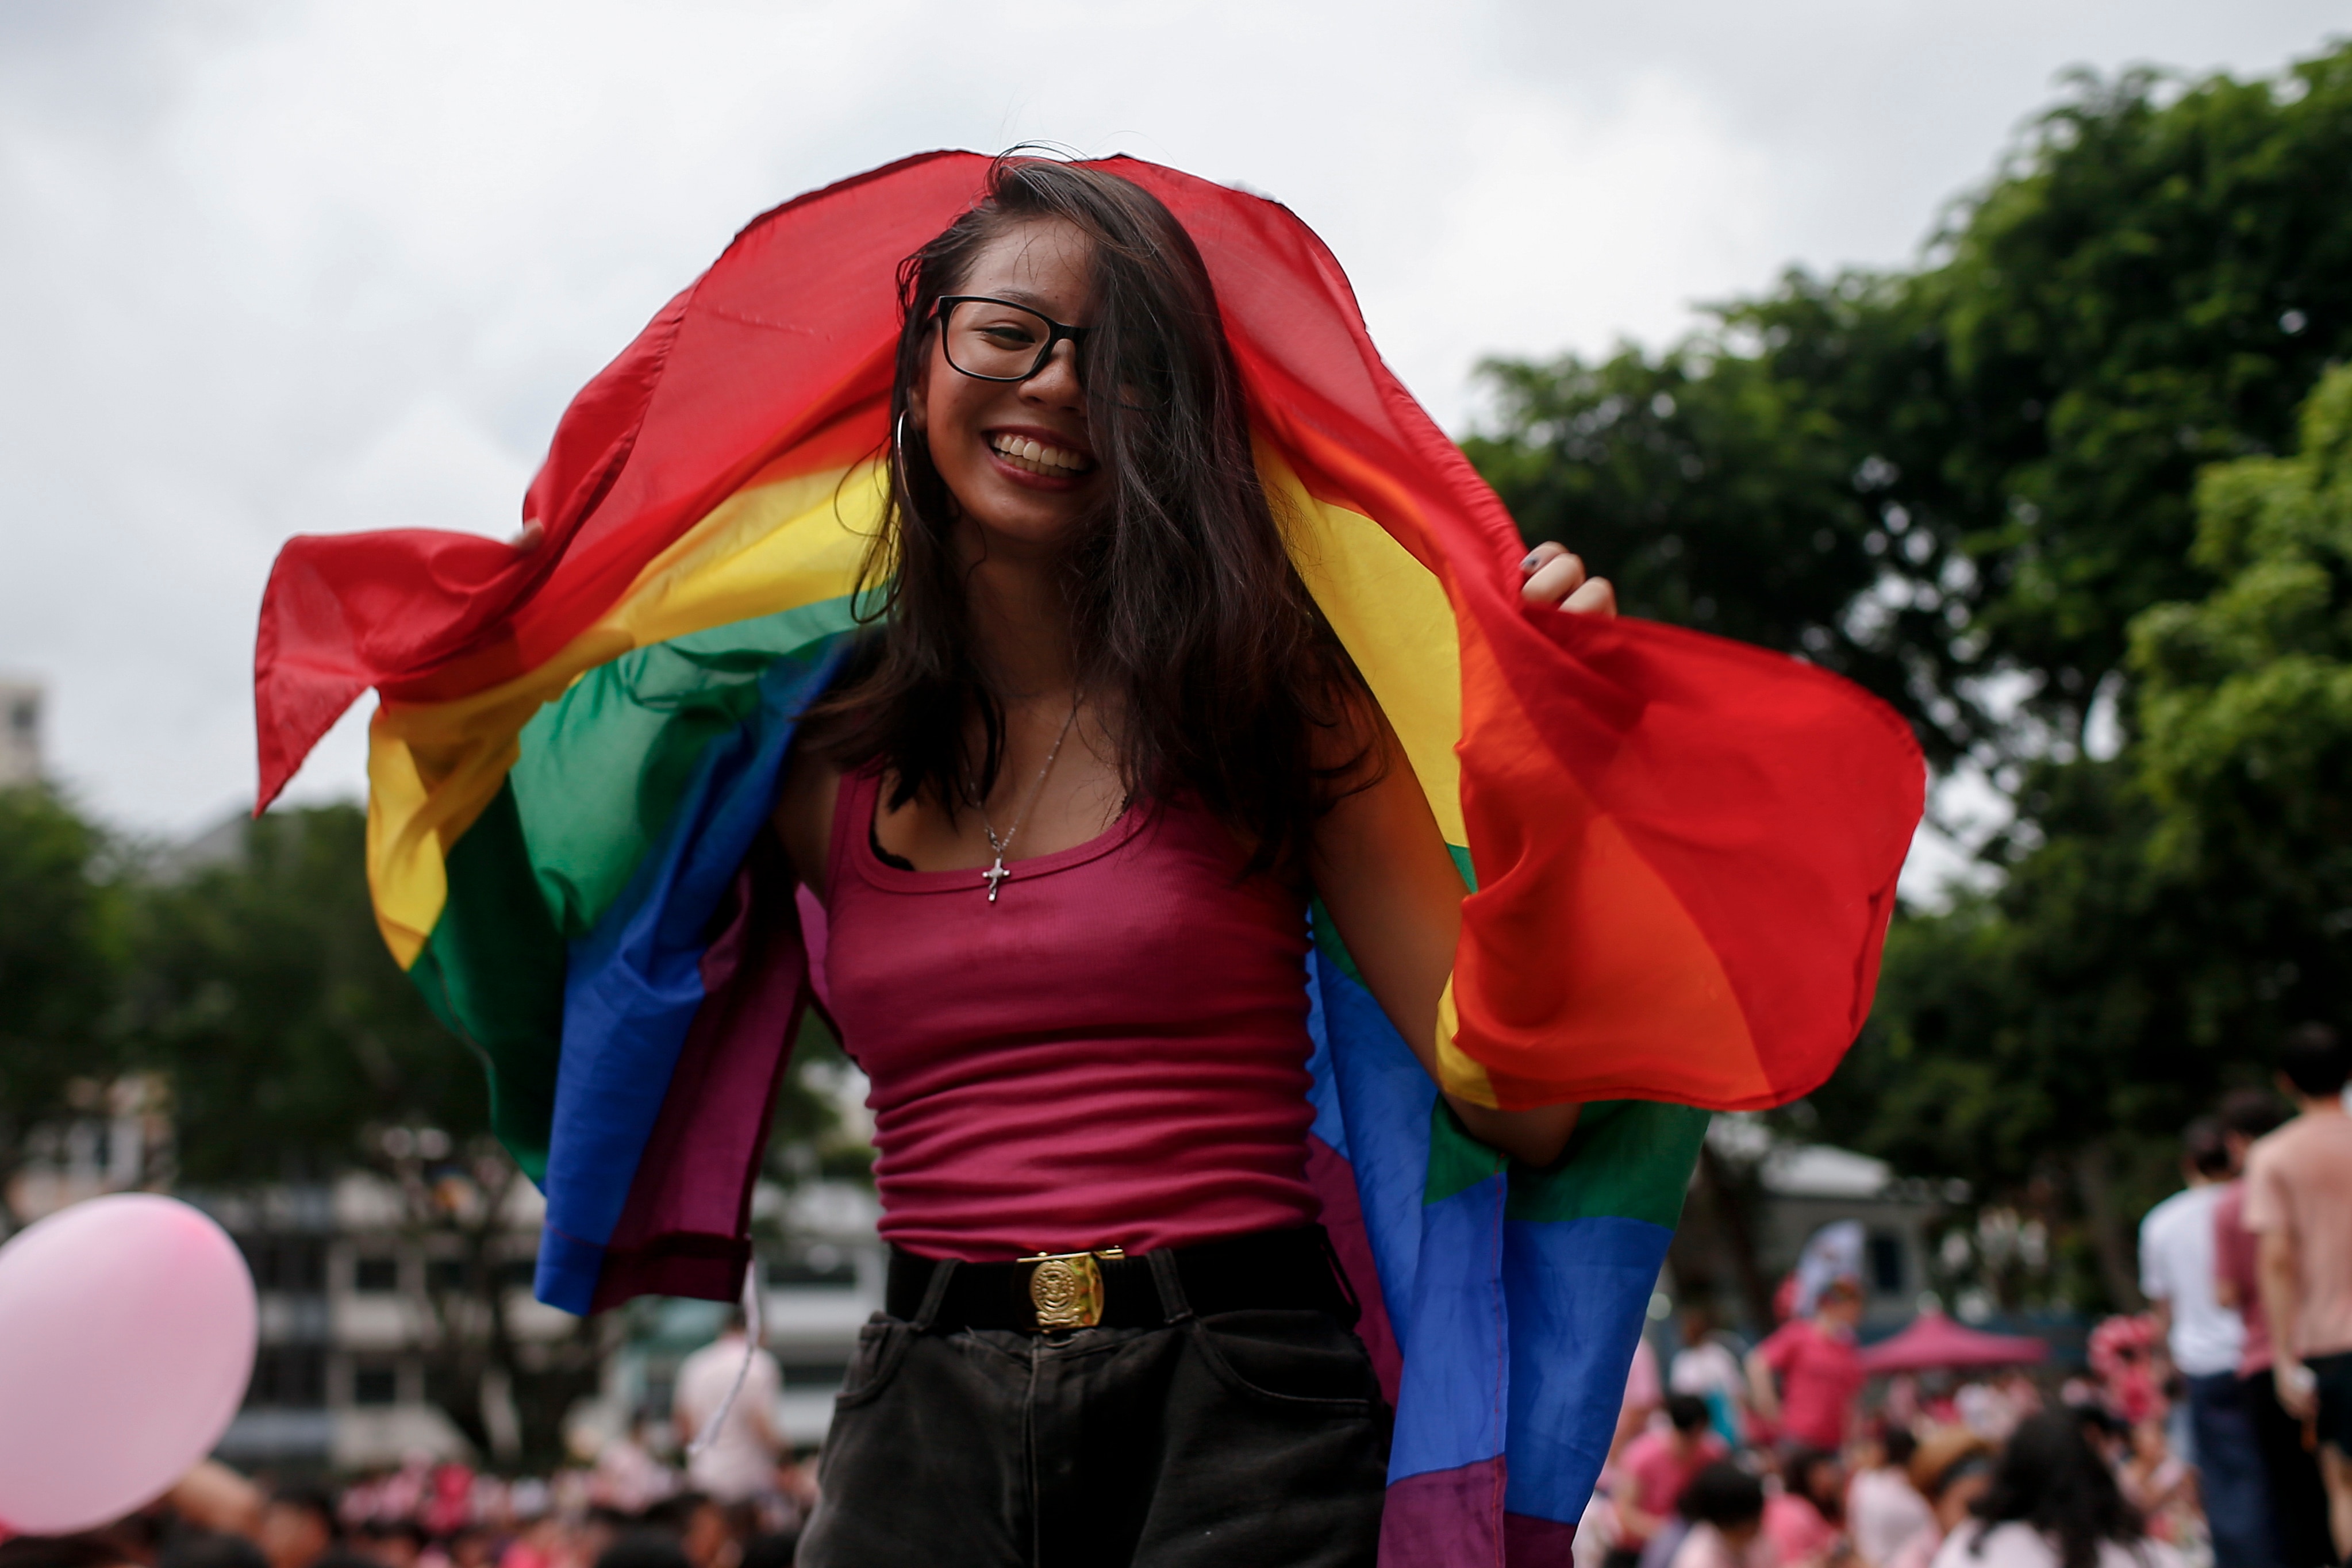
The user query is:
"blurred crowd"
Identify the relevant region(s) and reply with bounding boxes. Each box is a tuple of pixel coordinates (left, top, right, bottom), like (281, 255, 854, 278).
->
(1579, 1023, 2352, 1568)
(0, 1458, 811, 1568)
(0, 1309, 812, 1568)
(0, 1032, 2343, 1568)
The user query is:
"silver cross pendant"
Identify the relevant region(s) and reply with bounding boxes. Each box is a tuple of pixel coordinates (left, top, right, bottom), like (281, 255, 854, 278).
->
(982, 856, 1009, 904)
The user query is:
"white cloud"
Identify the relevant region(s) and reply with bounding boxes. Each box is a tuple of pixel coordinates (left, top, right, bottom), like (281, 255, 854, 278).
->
(0, 0, 2343, 833)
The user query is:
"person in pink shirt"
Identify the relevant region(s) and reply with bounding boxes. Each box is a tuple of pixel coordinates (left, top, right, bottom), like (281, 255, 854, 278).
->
(1765, 1448, 1850, 1568)
(1748, 1278, 1867, 1453)
(2243, 1023, 2352, 1559)
(1612, 1396, 1734, 1568)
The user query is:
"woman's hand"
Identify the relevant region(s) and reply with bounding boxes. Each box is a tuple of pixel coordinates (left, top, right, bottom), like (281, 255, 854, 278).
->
(1520, 540, 1616, 617)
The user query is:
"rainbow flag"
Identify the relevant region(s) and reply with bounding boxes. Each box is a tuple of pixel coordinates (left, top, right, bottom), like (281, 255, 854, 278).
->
(253, 152, 1920, 1565)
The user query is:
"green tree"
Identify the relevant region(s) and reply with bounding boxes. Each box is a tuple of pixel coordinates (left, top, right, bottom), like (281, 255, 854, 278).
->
(0, 785, 121, 1229)
(128, 809, 486, 1181)
(1470, 43, 2352, 761)
(1468, 41, 2352, 1310)
(1812, 367, 2352, 1311)
(2131, 362, 2352, 1008)
(124, 807, 589, 1461)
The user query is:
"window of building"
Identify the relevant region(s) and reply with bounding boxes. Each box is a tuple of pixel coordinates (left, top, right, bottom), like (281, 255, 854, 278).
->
(245, 1346, 328, 1408)
(352, 1254, 399, 1294)
(351, 1361, 400, 1407)
(1867, 1231, 1906, 1296)
(240, 1236, 329, 1295)
(426, 1256, 470, 1293)
(781, 1362, 852, 1391)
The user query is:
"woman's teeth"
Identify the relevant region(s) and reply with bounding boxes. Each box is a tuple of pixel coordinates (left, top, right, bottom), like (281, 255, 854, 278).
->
(990, 434, 1092, 475)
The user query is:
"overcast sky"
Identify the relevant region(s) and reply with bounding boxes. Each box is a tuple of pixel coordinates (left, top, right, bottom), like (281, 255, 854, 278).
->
(2, 2, 2343, 878)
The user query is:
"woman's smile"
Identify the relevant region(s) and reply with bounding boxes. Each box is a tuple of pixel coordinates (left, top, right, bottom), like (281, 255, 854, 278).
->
(985, 424, 1096, 487)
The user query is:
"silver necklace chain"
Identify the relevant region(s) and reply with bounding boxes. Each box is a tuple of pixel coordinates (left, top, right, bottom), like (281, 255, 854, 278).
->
(973, 694, 1081, 905)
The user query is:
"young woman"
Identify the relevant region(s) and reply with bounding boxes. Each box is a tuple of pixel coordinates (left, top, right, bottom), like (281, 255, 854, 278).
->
(769, 159, 1611, 1565)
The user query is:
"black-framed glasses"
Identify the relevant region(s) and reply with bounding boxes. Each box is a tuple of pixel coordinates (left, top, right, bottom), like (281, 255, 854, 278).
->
(933, 295, 1093, 384)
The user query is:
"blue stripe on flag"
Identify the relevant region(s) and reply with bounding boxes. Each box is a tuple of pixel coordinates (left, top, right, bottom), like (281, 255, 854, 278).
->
(535, 642, 846, 1313)
(1388, 1171, 1509, 1482)
(1501, 1213, 1674, 1524)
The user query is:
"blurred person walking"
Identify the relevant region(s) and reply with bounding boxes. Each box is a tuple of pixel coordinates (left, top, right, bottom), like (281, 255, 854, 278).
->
(2244, 1024, 2352, 1560)
(1928, 1411, 2185, 1568)
(2139, 1116, 2269, 1567)
(1749, 1277, 1867, 1454)
(672, 1310, 785, 1505)
(2216, 1087, 2331, 1567)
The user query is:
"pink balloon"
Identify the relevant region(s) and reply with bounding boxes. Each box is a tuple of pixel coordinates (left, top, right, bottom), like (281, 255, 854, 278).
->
(0, 1194, 257, 1534)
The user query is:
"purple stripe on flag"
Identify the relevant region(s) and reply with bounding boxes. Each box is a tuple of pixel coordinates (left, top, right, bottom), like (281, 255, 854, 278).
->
(1503, 1511, 1579, 1567)
(591, 836, 808, 1310)
(1379, 1458, 1506, 1568)
(1306, 1132, 1402, 1405)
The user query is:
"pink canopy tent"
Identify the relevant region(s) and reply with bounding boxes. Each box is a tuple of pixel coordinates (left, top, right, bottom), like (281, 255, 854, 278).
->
(1859, 1310, 2047, 1374)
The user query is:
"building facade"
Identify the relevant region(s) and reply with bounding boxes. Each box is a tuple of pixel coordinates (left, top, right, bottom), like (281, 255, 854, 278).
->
(0, 677, 43, 786)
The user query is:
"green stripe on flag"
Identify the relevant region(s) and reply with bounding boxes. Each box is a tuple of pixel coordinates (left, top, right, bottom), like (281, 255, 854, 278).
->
(1506, 1101, 1709, 1227)
(409, 781, 566, 1183)
(513, 599, 860, 936)
(1425, 1099, 1509, 1204)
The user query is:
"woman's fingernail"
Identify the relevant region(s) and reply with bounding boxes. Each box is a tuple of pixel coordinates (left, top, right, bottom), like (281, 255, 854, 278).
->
(1521, 551, 1542, 571)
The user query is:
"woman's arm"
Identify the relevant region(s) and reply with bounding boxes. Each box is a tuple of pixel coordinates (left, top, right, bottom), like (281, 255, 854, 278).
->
(1304, 541, 1616, 1168)
(1308, 713, 1582, 1166)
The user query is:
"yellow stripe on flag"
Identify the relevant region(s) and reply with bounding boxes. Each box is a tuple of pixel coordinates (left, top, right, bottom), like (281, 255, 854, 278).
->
(368, 461, 885, 963)
(1260, 445, 1467, 848)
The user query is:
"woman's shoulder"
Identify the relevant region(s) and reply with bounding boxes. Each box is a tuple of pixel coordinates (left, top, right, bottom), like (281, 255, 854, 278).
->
(774, 722, 850, 893)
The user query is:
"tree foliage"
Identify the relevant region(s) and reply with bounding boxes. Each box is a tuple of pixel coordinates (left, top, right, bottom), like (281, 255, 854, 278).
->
(2132, 363, 2352, 967)
(1472, 43, 2352, 762)
(1468, 41, 2352, 1310)
(0, 785, 121, 1225)
(125, 808, 489, 1181)
(1801, 366, 2352, 1312)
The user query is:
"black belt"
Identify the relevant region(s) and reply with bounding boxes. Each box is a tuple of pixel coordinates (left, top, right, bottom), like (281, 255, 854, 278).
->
(886, 1224, 1359, 1334)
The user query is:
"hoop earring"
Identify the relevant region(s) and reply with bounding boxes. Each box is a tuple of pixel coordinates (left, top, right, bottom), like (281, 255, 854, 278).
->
(894, 408, 909, 466)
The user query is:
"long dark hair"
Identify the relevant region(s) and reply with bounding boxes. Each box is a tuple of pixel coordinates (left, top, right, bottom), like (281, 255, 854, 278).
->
(1969, 1412, 2145, 1568)
(810, 153, 1369, 876)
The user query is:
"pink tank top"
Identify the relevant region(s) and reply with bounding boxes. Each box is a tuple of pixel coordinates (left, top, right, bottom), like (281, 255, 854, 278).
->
(820, 766, 1321, 1261)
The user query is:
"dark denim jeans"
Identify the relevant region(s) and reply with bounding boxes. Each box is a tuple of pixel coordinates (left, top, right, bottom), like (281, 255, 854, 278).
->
(2242, 1367, 2334, 1568)
(797, 1253, 1389, 1568)
(2188, 1370, 2277, 1568)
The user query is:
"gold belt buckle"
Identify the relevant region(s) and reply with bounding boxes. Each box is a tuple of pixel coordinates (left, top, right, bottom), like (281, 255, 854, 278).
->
(1019, 1246, 1125, 1330)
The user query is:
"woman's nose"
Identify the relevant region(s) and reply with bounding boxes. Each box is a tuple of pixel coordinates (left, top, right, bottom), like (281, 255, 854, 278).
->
(1021, 339, 1085, 405)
